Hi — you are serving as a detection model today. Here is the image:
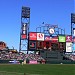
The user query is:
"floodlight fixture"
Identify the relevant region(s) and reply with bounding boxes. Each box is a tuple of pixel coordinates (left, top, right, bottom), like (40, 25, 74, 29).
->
(71, 13, 75, 23)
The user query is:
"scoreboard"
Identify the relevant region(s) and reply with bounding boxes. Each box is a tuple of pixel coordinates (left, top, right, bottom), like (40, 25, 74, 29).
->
(28, 32, 73, 53)
(28, 32, 72, 52)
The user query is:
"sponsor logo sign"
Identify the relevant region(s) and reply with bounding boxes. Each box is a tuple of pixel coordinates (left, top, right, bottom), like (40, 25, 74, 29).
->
(37, 33, 44, 41)
(73, 28, 75, 36)
(66, 42, 72, 52)
(29, 61, 38, 64)
(44, 36, 58, 42)
(73, 38, 75, 42)
(50, 36, 58, 42)
(58, 36, 66, 42)
(21, 34, 27, 39)
(22, 23, 27, 35)
(29, 32, 37, 40)
(73, 43, 75, 51)
(66, 35, 72, 42)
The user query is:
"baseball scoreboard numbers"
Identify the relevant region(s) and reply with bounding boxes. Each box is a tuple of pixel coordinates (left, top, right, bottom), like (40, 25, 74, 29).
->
(51, 43, 58, 50)
(37, 41, 43, 50)
(59, 43, 66, 50)
(28, 41, 66, 51)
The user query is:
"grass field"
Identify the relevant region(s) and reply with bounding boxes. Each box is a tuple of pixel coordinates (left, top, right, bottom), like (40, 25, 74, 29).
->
(0, 64, 75, 75)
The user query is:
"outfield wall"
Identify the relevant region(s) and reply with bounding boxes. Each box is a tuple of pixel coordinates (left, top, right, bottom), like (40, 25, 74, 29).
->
(0, 60, 23, 64)
(0, 60, 75, 64)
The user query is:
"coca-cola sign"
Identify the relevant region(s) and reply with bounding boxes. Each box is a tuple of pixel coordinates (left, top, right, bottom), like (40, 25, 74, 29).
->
(50, 36, 58, 42)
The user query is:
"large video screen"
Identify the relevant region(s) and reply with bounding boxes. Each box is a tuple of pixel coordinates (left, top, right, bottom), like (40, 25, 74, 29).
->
(28, 41, 36, 50)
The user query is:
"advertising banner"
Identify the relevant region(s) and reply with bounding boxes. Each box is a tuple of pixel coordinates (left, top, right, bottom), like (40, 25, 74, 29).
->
(37, 33, 44, 41)
(44, 36, 58, 42)
(72, 43, 75, 52)
(21, 34, 27, 39)
(9, 60, 20, 64)
(50, 36, 58, 42)
(29, 60, 38, 64)
(29, 41, 36, 50)
(66, 35, 72, 42)
(73, 37, 75, 42)
(29, 32, 37, 40)
(73, 28, 75, 36)
(58, 36, 66, 42)
(22, 23, 27, 35)
(22, 23, 27, 30)
(66, 42, 72, 52)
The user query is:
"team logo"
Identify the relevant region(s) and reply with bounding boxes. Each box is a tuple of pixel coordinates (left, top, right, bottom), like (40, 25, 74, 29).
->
(45, 36, 50, 40)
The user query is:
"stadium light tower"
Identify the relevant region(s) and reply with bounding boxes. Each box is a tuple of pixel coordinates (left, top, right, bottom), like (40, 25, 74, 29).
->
(19, 6, 30, 52)
(71, 13, 75, 36)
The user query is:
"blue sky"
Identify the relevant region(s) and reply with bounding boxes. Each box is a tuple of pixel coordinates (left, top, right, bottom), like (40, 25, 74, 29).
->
(0, 0, 74, 51)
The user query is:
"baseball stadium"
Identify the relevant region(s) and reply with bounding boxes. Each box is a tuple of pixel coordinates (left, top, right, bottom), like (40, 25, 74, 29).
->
(0, 0, 75, 75)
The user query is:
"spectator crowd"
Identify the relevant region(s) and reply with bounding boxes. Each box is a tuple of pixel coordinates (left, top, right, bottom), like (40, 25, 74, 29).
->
(0, 50, 45, 63)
